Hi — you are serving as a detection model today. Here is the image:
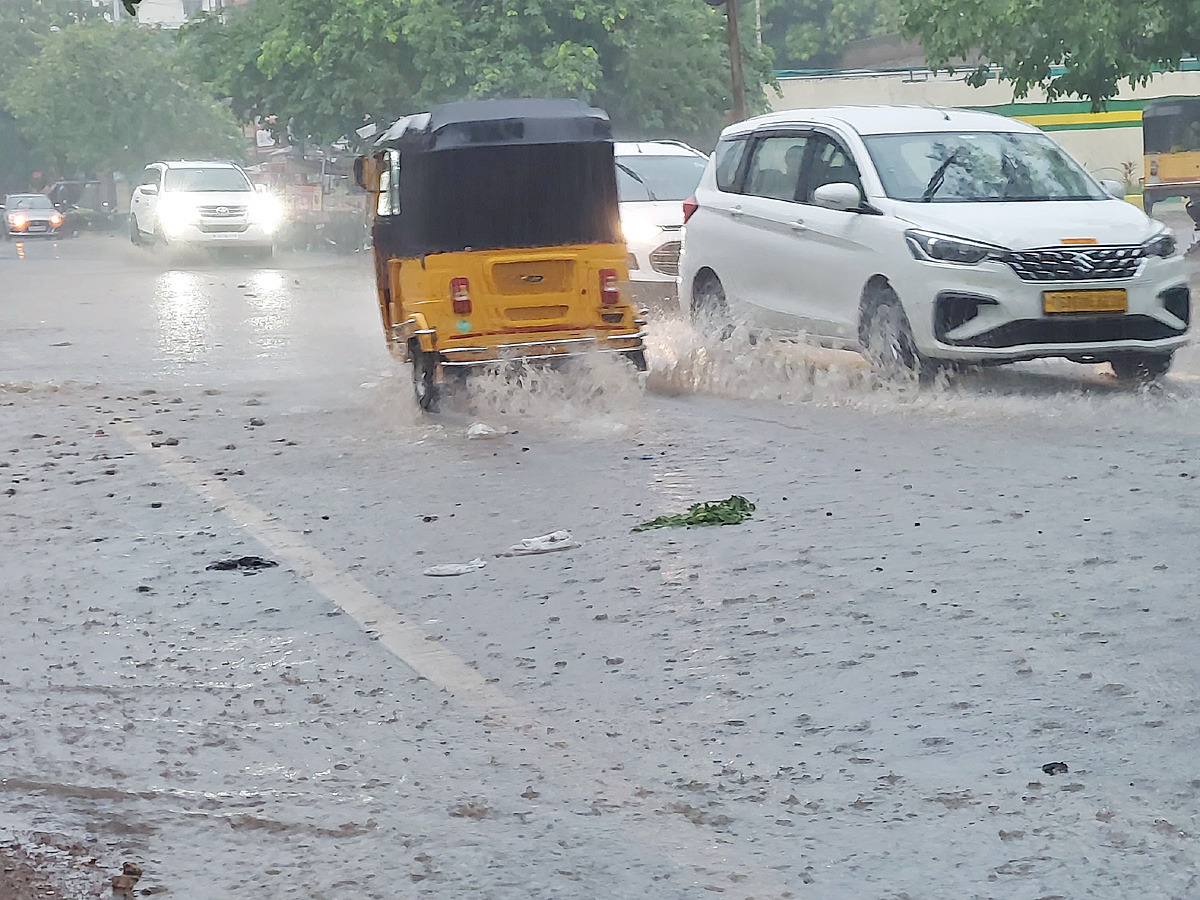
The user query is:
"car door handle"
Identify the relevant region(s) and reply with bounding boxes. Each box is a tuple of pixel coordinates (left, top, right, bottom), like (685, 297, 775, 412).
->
(791, 219, 807, 232)
(730, 205, 744, 218)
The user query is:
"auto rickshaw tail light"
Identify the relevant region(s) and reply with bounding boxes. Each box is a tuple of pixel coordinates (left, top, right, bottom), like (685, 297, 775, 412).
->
(450, 277, 472, 315)
(683, 196, 698, 224)
(599, 269, 619, 305)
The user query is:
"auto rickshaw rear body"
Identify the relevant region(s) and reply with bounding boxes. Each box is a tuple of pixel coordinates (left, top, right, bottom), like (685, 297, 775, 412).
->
(1142, 98, 1200, 216)
(354, 99, 647, 409)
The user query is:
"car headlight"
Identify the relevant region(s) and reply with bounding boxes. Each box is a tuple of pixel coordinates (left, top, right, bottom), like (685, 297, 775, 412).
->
(621, 214, 663, 246)
(1142, 229, 1177, 258)
(905, 229, 1006, 265)
(9, 213, 28, 229)
(249, 195, 282, 234)
(157, 198, 198, 237)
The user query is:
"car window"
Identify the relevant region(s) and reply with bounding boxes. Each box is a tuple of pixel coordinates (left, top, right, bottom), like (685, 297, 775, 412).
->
(139, 168, 160, 187)
(804, 135, 863, 202)
(615, 155, 707, 202)
(744, 136, 808, 202)
(713, 138, 748, 192)
(164, 167, 252, 193)
(10, 195, 53, 210)
(863, 131, 1106, 202)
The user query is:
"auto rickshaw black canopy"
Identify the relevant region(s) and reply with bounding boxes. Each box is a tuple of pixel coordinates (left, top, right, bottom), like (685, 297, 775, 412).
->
(1143, 99, 1200, 154)
(372, 99, 621, 258)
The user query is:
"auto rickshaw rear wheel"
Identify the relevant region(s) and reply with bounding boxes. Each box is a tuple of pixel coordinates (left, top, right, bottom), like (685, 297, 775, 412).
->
(410, 342, 440, 412)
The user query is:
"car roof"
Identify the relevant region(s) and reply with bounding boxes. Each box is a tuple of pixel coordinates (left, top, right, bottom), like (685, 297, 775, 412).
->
(724, 105, 1037, 138)
(614, 141, 706, 157)
(155, 160, 244, 169)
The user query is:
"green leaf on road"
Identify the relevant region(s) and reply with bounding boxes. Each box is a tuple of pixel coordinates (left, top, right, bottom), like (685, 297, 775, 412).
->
(632, 495, 756, 532)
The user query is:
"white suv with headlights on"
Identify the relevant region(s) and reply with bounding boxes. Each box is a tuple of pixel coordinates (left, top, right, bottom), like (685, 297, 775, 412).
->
(129, 160, 282, 257)
(679, 106, 1191, 381)
(616, 141, 709, 308)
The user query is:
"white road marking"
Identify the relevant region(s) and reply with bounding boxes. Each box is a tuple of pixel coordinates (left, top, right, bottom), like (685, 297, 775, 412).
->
(114, 419, 791, 898)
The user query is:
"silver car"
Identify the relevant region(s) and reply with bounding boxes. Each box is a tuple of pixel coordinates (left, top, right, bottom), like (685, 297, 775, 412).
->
(2, 194, 64, 239)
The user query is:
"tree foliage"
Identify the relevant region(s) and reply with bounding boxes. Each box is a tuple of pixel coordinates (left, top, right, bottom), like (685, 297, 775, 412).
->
(182, 0, 769, 147)
(0, 0, 106, 86)
(4, 21, 243, 176)
(762, 0, 898, 70)
(900, 0, 1193, 109)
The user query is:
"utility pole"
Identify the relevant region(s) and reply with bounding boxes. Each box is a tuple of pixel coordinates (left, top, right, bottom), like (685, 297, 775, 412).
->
(726, 0, 746, 122)
(755, 0, 762, 48)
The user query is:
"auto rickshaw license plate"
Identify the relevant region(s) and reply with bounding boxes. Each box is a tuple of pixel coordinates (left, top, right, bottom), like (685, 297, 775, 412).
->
(1043, 289, 1127, 314)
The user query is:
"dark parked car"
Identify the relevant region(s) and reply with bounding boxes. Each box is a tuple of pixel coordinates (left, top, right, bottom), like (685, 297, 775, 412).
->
(2, 193, 64, 239)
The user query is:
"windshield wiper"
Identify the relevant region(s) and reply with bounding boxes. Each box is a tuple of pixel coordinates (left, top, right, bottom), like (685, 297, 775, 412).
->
(921, 150, 961, 202)
(616, 162, 657, 201)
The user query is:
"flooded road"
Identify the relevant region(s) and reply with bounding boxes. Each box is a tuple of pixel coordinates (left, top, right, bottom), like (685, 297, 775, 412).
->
(3, 234, 1200, 899)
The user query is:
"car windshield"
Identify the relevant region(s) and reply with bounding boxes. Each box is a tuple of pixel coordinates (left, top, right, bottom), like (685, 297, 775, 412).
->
(164, 168, 252, 192)
(616, 154, 708, 202)
(863, 131, 1106, 202)
(8, 195, 54, 209)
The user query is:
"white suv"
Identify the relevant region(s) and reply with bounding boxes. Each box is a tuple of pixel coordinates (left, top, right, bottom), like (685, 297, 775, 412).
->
(615, 141, 708, 307)
(129, 160, 281, 257)
(678, 106, 1191, 380)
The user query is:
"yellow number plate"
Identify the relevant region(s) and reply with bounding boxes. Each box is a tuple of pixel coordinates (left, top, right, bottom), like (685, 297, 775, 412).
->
(1043, 289, 1127, 314)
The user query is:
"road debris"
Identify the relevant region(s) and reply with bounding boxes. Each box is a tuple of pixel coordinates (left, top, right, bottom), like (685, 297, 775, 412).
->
(631, 495, 756, 532)
(500, 530, 581, 556)
(205, 556, 279, 573)
(423, 558, 488, 577)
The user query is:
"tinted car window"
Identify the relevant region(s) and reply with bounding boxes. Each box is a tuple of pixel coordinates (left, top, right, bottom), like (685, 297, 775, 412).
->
(805, 135, 864, 202)
(139, 168, 160, 187)
(713, 138, 748, 192)
(744, 136, 808, 202)
(615, 155, 707, 202)
(164, 167, 252, 193)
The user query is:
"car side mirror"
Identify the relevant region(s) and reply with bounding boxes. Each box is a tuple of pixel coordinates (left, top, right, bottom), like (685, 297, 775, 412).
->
(1099, 179, 1125, 199)
(142, 184, 158, 195)
(812, 182, 864, 212)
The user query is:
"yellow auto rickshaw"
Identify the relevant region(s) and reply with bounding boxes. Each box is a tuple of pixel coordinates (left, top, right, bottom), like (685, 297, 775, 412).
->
(1142, 98, 1200, 217)
(354, 99, 648, 410)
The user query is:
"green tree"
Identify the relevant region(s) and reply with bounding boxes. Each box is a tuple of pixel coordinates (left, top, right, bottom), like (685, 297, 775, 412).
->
(4, 21, 243, 177)
(0, 0, 105, 86)
(761, 0, 898, 70)
(899, 0, 1186, 109)
(401, 0, 757, 141)
(182, 0, 421, 145)
(183, 0, 765, 147)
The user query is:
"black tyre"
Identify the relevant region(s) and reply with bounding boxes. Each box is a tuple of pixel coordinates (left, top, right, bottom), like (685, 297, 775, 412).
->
(1109, 352, 1173, 382)
(624, 348, 648, 372)
(860, 284, 937, 381)
(1143, 196, 1156, 217)
(129, 215, 141, 245)
(411, 345, 440, 412)
(691, 270, 728, 322)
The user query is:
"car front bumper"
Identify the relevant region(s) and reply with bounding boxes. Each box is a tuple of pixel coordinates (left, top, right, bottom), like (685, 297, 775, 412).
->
(163, 221, 276, 247)
(626, 233, 682, 308)
(892, 257, 1191, 362)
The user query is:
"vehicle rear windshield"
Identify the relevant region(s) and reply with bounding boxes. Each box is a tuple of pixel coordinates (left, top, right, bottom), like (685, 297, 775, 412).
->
(864, 131, 1106, 202)
(9, 195, 54, 209)
(615, 154, 708, 202)
(1143, 104, 1200, 154)
(164, 168, 252, 192)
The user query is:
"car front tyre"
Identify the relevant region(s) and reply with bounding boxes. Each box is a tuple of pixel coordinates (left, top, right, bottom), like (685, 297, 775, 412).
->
(129, 215, 141, 245)
(1109, 351, 1173, 382)
(860, 284, 937, 382)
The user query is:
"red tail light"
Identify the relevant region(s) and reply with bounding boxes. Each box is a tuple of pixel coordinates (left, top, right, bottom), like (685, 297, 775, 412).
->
(682, 195, 698, 224)
(599, 268, 619, 306)
(450, 277, 471, 315)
